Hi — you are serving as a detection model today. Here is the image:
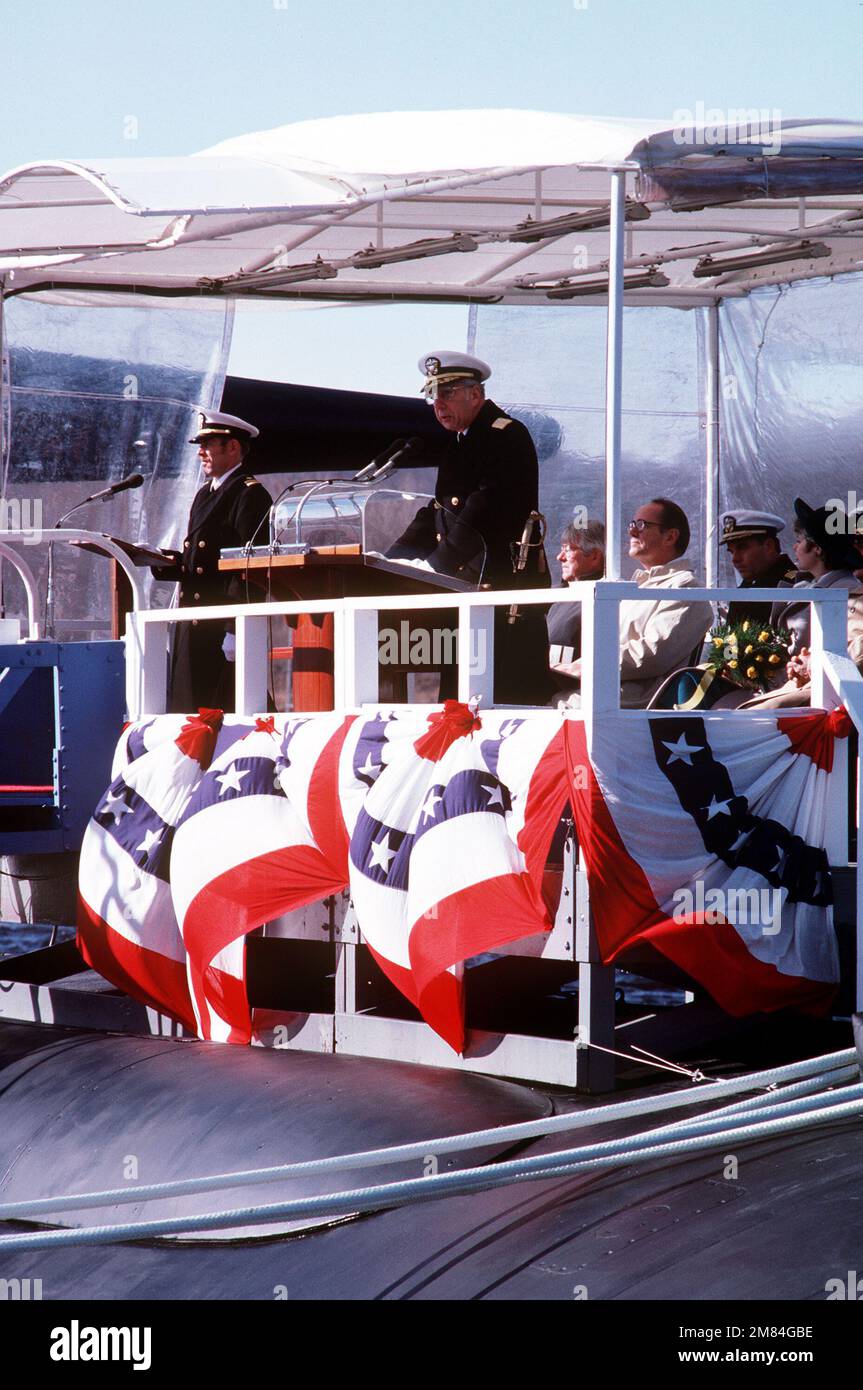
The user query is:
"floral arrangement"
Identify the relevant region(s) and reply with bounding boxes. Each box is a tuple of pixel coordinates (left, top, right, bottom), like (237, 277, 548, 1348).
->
(705, 619, 791, 691)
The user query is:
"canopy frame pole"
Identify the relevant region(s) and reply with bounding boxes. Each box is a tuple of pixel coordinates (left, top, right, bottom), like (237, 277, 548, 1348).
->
(604, 170, 626, 581)
(705, 302, 720, 586)
(574, 172, 630, 1093)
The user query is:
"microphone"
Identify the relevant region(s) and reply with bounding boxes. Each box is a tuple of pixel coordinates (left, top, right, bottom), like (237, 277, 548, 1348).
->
(369, 436, 425, 481)
(353, 439, 406, 483)
(46, 472, 146, 637)
(54, 473, 145, 529)
(81, 473, 145, 504)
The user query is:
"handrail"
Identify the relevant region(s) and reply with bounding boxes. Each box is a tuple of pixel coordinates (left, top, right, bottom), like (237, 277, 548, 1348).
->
(823, 650, 863, 732)
(0, 527, 146, 614)
(0, 542, 40, 637)
(125, 578, 853, 720)
(821, 649, 863, 1014)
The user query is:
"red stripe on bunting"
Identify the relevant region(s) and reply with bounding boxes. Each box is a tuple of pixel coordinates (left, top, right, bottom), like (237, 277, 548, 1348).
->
(642, 913, 836, 1016)
(201, 949, 253, 1045)
(306, 715, 355, 869)
(518, 722, 569, 896)
(183, 842, 350, 1041)
(409, 873, 552, 1052)
(76, 895, 196, 1032)
(565, 719, 666, 957)
(777, 706, 851, 773)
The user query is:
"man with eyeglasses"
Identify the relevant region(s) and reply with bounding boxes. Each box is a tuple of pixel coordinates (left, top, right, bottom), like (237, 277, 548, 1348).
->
(617, 498, 713, 707)
(560, 500, 711, 708)
(388, 351, 550, 704)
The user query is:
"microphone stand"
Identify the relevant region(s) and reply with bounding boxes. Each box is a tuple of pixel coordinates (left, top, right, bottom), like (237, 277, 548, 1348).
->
(507, 510, 547, 625)
(46, 479, 144, 639)
(46, 496, 90, 639)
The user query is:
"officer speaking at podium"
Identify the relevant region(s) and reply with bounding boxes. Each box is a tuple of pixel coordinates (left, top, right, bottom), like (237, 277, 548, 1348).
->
(389, 352, 550, 704)
(152, 411, 273, 712)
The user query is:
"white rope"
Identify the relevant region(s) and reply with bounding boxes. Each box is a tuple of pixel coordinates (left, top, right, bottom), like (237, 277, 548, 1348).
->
(1, 1088, 860, 1252)
(0, 1056, 856, 1245)
(0, 1050, 854, 1222)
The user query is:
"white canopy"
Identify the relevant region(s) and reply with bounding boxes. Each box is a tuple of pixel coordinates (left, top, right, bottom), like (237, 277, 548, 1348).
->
(2, 110, 863, 305)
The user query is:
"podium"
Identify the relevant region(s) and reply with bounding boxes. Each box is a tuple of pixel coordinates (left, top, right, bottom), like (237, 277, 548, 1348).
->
(219, 543, 474, 708)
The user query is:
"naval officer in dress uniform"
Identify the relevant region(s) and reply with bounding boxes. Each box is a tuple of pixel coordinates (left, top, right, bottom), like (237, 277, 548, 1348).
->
(721, 509, 797, 623)
(388, 351, 550, 704)
(153, 410, 273, 712)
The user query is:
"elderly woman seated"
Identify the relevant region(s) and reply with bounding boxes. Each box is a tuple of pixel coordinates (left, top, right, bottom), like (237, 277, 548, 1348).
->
(546, 518, 605, 695)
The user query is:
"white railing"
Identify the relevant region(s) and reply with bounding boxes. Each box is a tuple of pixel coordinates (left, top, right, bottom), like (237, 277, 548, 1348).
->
(0, 541, 41, 637)
(125, 579, 852, 719)
(822, 648, 863, 1013)
(0, 528, 148, 641)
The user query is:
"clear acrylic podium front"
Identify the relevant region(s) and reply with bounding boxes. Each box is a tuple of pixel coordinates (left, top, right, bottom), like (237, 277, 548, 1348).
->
(268, 483, 487, 590)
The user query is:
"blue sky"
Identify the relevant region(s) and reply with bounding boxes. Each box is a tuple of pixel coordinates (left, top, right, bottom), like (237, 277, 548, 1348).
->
(4, 0, 862, 392)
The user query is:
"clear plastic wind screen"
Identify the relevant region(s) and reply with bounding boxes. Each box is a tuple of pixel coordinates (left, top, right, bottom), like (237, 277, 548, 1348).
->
(470, 303, 707, 577)
(1, 297, 233, 636)
(715, 273, 863, 581)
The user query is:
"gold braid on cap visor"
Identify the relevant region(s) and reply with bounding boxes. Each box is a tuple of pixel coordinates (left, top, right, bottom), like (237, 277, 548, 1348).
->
(422, 372, 481, 399)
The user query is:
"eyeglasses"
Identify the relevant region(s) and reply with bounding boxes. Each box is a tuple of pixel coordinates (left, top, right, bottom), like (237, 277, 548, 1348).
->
(628, 518, 666, 533)
(426, 382, 475, 404)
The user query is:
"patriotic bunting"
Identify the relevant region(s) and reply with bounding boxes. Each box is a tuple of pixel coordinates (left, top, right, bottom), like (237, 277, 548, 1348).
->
(78, 709, 225, 1031)
(344, 702, 567, 1050)
(565, 708, 847, 1014)
(171, 712, 351, 1042)
(79, 702, 847, 1050)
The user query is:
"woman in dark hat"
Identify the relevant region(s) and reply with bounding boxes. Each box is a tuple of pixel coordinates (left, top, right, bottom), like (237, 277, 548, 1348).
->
(771, 497, 861, 660)
(735, 497, 863, 708)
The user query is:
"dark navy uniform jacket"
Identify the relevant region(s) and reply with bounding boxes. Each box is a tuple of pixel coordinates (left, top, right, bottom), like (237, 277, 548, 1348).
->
(389, 398, 550, 703)
(726, 551, 797, 625)
(389, 398, 547, 589)
(153, 464, 272, 711)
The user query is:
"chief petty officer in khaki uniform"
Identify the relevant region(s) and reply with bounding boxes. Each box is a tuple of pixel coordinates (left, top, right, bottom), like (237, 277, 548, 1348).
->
(389, 352, 550, 704)
(153, 410, 273, 712)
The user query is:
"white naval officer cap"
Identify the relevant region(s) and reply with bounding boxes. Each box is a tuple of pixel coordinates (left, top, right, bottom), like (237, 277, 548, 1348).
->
(721, 510, 785, 544)
(419, 350, 491, 398)
(189, 409, 260, 443)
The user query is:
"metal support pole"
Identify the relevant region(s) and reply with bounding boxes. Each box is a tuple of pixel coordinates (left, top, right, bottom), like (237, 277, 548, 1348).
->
(575, 580, 622, 1092)
(126, 615, 168, 719)
(579, 582, 623, 726)
(604, 171, 626, 581)
(705, 303, 720, 587)
(810, 596, 847, 708)
(235, 613, 269, 715)
(0, 543, 40, 637)
(571, 833, 616, 1093)
(457, 603, 494, 706)
(334, 607, 379, 706)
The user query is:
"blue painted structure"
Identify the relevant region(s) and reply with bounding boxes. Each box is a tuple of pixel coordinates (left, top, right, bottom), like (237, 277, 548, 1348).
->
(0, 641, 125, 853)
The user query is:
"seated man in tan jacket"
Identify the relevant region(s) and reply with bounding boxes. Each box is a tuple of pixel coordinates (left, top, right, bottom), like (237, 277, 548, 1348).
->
(618, 498, 713, 707)
(560, 498, 713, 708)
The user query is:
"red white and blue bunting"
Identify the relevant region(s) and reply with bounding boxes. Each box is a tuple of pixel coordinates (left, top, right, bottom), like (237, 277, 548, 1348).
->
(78, 703, 848, 1051)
